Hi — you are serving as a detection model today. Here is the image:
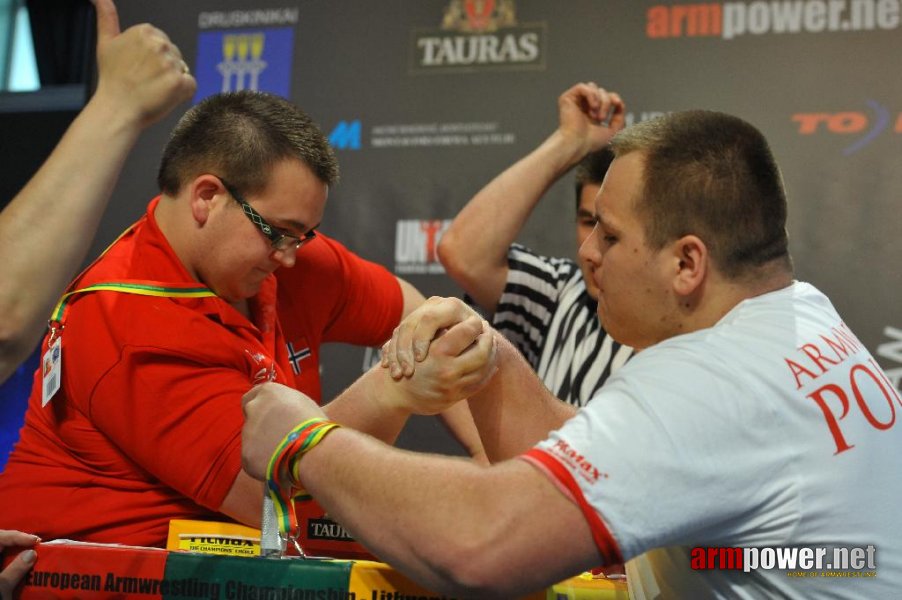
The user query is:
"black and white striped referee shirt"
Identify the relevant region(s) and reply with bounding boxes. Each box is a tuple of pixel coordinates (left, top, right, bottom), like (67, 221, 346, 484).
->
(489, 244, 633, 407)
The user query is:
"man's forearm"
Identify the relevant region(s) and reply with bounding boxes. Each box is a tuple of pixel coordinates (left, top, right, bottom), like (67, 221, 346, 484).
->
(297, 428, 596, 597)
(438, 401, 488, 464)
(322, 364, 413, 444)
(0, 0, 195, 382)
(0, 99, 144, 380)
(467, 333, 576, 462)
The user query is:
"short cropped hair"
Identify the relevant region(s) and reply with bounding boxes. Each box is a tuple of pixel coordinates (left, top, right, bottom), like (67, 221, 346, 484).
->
(157, 91, 339, 196)
(610, 111, 791, 279)
(574, 148, 614, 211)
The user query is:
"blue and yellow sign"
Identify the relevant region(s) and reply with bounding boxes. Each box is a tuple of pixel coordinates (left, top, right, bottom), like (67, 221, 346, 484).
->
(193, 28, 295, 103)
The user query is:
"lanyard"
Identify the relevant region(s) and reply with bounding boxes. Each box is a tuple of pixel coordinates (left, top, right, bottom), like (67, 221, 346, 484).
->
(46, 218, 217, 342)
(47, 280, 216, 344)
(264, 418, 342, 558)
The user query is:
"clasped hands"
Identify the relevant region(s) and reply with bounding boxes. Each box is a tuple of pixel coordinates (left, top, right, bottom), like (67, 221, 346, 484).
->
(379, 296, 498, 414)
(242, 297, 498, 479)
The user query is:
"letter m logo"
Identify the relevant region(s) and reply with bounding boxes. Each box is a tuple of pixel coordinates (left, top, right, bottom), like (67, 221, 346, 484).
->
(328, 120, 361, 150)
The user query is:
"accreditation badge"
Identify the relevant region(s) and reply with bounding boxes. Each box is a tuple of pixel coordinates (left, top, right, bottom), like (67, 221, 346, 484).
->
(41, 336, 62, 406)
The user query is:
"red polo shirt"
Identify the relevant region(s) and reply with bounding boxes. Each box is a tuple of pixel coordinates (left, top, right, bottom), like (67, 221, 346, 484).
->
(0, 198, 401, 547)
(276, 227, 403, 401)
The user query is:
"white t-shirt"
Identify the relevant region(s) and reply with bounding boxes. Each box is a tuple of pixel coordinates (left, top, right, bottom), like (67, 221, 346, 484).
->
(526, 282, 900, 598)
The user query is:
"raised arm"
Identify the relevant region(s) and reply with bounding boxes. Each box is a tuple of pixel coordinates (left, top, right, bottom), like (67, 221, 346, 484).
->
(0, 0, 195, 382)
(437, 82, 625, 312)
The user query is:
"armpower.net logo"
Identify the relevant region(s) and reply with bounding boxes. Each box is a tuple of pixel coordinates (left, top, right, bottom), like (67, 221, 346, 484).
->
(646, 0, 899, 39)
(692, 545, 878, 577)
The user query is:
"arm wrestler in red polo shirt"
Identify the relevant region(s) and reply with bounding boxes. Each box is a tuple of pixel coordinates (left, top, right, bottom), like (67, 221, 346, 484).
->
(0, 91, 483, 548)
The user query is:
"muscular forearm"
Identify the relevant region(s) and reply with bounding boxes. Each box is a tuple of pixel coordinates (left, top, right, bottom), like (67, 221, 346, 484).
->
(239, 329, 596, 594)
(219, 469, 265, 526)
(225, 367, 414, 528)
(0, 99, 144, 380)
(298, 429, 596, 597)
(438, 401, 488, 465)
(438, 131, 587, 312)
(468, 334, 576, 462)
(322, 364, 413, 444)
(395, 276, 426, 319)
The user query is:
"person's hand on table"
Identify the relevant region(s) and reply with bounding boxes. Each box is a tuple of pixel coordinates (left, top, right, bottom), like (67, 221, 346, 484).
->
(0, 530, 39, 600)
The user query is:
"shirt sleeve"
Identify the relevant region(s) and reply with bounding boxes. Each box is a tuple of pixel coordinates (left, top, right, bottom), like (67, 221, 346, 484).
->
(528, 345, 800, 561)
(492, 244, 580, 369)
(88, 344, 250, 513)
(520, 449, 624, 566)
(279, 233, 403, 346)
(69, 290, 267, 514)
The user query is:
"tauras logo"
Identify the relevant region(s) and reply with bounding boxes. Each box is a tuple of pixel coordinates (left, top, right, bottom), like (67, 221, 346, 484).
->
(308, 517, 356, 541)
(410, 0, 546, 73)
(551, 439, 604, 483)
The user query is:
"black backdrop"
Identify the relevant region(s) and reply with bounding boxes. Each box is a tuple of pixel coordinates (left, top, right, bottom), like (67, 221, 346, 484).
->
(26, 0, 902, 454)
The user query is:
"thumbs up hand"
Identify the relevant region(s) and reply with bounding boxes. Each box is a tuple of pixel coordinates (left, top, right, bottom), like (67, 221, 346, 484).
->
(91, 0, 196, 129)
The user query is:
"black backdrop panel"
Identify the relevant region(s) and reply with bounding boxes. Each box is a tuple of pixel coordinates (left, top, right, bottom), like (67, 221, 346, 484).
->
(101, 0, 902, 454)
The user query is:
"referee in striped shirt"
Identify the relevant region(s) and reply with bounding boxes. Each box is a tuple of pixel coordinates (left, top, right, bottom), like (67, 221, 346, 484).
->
(439, 83, 634, 407)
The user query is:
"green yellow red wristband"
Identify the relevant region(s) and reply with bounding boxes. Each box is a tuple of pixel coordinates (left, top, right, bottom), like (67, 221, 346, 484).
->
(265, 417, 342, 542)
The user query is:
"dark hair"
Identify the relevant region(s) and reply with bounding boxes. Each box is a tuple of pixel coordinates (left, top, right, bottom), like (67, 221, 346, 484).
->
(574, 147, 614, 211)
(610, 110, 791, 279)
(157, 91, 339, 196)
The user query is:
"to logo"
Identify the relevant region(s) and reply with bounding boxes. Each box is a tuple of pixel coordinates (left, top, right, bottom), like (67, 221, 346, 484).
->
(193, 28, 295, 103)
(410, 0, 546, 73)
(394, 219, 450, 275)
(792, 100, 902, 155)
(328, 120, 362, 150)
